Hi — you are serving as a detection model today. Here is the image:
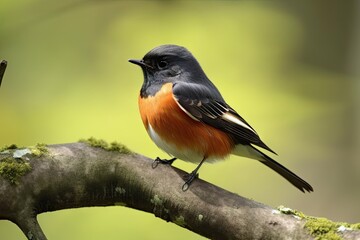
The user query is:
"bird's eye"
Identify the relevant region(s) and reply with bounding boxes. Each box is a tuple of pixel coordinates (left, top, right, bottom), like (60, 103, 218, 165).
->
(157, 60, 168, 69)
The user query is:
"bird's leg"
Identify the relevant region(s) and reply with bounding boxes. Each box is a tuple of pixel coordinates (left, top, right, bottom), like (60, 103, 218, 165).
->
(152, 157, 177, 169)
(182, 157, 206, 191)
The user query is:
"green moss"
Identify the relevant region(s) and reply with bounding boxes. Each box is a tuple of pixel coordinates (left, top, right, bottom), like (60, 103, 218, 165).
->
(150, 194, 163, 206)
(30, 143, 48, 156)
(305, 218, 342, 240)
(350, 223, 360, 230)
(0, 157, 31, 184)
(109, 142, 132, 154)
(174, 215, 186, 227)
(80, 137, 108, 148)
(277, 205, 360, 240)
(277, 205, 306, 219)
(1, 143, 48, 157)
(79, 137, 132, 154)
(0, 144, 18, 153)
(0, 143, 44, 184)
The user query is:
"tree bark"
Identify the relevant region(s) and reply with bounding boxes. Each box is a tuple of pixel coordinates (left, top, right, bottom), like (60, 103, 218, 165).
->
(0, 142, 358, 240)
(0, 60, 7, 87)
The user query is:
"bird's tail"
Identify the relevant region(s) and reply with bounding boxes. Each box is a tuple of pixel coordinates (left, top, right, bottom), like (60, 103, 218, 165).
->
(233, 145, 313, 193)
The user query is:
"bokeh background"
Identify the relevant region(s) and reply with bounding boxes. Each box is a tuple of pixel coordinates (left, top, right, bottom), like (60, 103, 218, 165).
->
(1, 0, 359, 239)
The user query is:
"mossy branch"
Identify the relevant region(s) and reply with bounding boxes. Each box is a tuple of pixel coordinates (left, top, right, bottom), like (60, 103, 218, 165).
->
(0, 140, 359, 240)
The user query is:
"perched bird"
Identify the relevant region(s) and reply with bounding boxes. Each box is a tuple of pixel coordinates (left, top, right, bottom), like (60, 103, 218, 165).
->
(129, 44, 313, 192)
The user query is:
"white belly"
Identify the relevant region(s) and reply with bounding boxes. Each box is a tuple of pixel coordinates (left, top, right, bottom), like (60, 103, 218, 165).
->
(148, 123, 205, 163)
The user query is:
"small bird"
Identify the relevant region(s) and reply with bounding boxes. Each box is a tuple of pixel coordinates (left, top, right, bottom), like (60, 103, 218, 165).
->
(129, 44, 313, 192)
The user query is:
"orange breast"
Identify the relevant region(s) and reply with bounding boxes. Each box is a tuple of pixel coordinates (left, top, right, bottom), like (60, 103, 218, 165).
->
(138, 83, 234, 161)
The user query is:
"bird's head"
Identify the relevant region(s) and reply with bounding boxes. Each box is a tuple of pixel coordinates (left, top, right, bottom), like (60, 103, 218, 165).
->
(129, 45, 207, 86)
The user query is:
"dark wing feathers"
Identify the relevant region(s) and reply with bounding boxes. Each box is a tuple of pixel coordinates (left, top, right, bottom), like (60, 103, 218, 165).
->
(172, 82, 276, 154)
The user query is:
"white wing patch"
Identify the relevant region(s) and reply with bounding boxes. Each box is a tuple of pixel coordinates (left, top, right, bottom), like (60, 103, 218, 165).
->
(173, 95, 200, 121)
(221, 113, 258, 135)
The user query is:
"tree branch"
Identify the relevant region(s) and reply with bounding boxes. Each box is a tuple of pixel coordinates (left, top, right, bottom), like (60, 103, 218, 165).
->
(0, 142, 358, 239)
(0, 60, 7, 87)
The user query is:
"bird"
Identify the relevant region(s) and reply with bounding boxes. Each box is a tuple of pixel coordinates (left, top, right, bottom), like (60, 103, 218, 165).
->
(129, 44, 313, 192)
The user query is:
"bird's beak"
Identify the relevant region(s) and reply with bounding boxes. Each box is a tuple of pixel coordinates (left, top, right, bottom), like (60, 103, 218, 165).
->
(128, 59, 153, 69)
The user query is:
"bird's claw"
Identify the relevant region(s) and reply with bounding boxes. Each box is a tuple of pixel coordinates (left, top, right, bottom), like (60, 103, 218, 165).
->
(182, 171, 199, 191)
(152, 157, 176, 169)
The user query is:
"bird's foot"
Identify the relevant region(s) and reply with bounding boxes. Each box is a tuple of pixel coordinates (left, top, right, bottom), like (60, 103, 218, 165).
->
(152, 157, 177, 169)
(182, 170, 199, 191)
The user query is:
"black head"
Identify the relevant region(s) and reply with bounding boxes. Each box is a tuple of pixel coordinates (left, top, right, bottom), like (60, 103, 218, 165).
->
(129, 44, 208, 97)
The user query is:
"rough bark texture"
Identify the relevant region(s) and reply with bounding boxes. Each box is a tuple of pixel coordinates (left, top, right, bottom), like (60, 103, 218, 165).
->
(0, 142, 358, 240)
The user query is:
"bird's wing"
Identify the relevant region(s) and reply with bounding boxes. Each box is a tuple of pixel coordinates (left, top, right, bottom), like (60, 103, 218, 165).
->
(172, 82, 276, 154)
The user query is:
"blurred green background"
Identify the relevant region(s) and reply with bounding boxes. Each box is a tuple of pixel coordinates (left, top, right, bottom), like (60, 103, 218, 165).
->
(1, 0, 359, 239)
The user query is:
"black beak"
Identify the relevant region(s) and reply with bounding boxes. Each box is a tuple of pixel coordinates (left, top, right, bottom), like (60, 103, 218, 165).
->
(128, 59, 153, 69)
